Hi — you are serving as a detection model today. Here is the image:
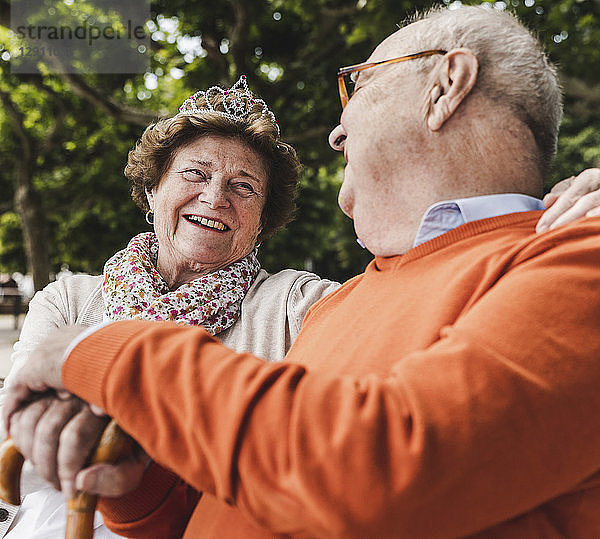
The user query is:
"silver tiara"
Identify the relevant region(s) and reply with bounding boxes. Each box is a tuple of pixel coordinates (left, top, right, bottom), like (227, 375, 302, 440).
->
(177, 75, 279, 137)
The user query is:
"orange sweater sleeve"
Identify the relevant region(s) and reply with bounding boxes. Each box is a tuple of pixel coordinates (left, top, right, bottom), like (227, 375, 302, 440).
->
(63, 223, 600, 537)
(98, 462, 200, 538)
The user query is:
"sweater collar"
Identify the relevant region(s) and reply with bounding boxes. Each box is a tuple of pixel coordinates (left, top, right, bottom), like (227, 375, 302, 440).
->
(373, 210, 543, 272)
(413, 194, 544, 247)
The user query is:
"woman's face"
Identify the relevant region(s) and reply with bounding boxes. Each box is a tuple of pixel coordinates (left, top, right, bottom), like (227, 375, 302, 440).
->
(147, 135, 268, 285)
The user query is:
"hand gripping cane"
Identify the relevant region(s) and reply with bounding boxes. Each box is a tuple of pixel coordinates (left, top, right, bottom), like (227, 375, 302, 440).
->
(0, 420, 131, 539)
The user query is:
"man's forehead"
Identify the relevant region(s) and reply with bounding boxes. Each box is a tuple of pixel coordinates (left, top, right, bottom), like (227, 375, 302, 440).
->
(367, 21, 423, 63)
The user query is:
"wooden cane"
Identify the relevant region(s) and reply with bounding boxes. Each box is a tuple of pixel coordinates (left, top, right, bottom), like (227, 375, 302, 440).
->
(0, 437, 24, 505)
(0, 419, 132, 539)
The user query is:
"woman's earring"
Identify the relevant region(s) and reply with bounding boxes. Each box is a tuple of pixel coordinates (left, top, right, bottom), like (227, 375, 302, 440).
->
(145, 210, 154, 225)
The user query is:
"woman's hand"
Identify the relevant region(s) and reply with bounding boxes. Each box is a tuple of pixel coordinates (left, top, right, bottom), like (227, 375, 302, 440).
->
(8, 394, 109, 496)
(3, 324, 149, 499)
(9, 392, 149, 499)
(537, 168, 600, 232)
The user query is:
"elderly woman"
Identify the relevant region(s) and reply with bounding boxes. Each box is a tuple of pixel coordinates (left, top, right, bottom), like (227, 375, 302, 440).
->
(0, 76, 339, 537)
(1, 73, 599, 537)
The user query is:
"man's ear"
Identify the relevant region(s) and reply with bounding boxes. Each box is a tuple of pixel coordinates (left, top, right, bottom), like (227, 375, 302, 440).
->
(426, 48, 478, 131)
(145, 188, 154, 210)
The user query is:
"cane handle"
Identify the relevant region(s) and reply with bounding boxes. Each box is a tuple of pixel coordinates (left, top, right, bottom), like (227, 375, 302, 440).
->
(0, 420, 132, 539)
(0, 437, 24, 505)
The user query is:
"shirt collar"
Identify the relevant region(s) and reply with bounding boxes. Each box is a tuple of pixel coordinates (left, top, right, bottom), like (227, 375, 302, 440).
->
(413, 193, 545, 247)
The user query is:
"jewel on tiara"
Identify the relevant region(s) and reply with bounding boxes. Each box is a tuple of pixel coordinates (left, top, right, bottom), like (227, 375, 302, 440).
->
(177, 75, 280, 137)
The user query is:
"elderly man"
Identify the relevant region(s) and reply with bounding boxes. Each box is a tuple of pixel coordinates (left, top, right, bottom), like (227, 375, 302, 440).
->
(4, 5, 600, 538)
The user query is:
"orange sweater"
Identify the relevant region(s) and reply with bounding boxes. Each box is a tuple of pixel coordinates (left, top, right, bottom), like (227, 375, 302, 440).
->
(64, 212, 600, 538)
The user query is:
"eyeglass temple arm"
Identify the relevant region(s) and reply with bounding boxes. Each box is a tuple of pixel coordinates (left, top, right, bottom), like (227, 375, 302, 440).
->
(337, 49, 447, 76)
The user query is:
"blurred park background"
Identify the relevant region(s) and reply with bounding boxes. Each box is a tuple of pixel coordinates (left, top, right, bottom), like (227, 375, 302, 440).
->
(0, 0, 599, 304)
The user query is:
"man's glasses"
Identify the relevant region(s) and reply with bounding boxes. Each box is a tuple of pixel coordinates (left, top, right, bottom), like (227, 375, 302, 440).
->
(337, 49, 447, 109)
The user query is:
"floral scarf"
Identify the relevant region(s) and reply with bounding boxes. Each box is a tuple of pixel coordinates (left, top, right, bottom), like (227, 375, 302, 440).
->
(102, 232, 260, 335)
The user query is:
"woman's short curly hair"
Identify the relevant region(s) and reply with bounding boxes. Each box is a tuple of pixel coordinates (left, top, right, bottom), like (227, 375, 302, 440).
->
(125, 83, 301, 241)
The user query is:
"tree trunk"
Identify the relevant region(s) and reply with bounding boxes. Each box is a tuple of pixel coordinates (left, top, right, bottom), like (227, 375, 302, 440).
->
(1, 88, 51, 291)
(13, 163, 50, 292)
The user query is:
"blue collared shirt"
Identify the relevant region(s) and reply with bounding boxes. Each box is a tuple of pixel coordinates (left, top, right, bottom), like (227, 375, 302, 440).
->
(413, 194, 545, 247)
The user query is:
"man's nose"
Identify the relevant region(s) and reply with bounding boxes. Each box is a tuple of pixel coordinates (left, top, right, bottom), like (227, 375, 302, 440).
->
(328, 124, 347, 152)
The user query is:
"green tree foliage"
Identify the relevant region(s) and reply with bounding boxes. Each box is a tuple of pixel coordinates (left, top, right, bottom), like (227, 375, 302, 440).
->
(0, 0, 599, 288)
(0, 212, 26, 271)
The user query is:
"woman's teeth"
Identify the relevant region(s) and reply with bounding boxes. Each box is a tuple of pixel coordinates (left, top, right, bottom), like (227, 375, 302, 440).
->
(185, 215, 227, 231)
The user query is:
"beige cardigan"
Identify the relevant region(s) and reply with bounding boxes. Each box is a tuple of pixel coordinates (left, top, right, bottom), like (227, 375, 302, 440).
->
(6, 268, 339, 384)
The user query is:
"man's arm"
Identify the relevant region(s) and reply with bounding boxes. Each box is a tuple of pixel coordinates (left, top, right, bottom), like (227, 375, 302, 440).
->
(96, 464, 200, 539)
(9, 220, 596, 537)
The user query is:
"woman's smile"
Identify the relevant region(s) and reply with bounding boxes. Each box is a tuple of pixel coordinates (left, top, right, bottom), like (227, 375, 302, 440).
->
(183, 214, 229, 231)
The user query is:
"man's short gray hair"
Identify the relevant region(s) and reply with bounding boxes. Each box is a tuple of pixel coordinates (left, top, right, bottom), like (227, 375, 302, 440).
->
(409, 5, 562, 177)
